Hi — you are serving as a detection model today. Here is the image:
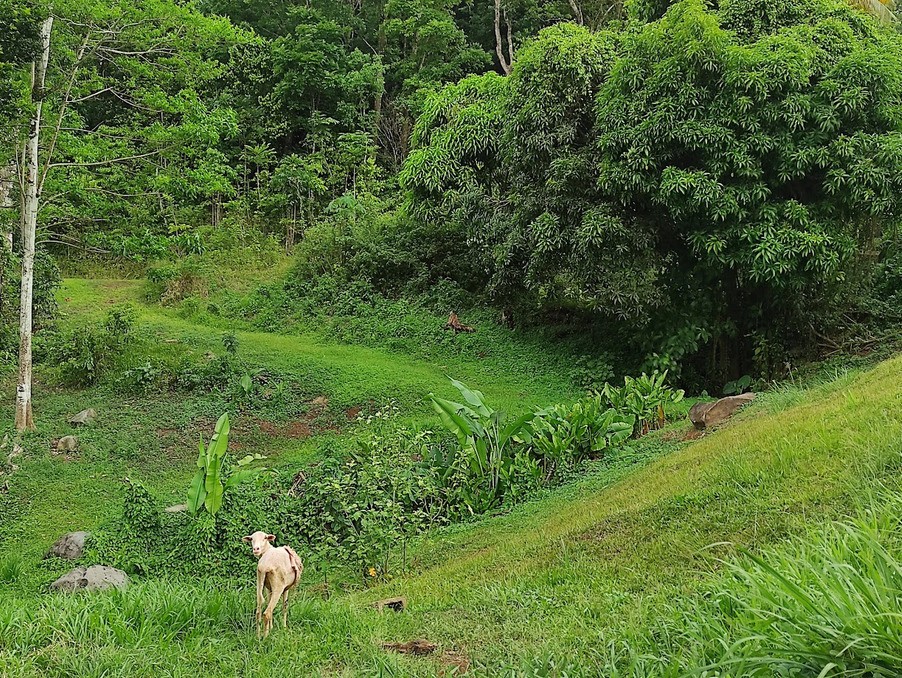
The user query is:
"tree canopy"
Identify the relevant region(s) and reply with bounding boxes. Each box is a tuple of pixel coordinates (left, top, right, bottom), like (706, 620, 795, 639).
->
(2, 0, 901, 388)
(402, 0, 902, 377)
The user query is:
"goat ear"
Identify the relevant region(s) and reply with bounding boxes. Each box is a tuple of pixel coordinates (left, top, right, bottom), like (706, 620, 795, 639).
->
(266, 534, 275, 542)
(242, 536, 252, 543)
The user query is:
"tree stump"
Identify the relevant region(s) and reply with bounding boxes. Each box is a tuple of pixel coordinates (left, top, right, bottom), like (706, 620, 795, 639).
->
(444, 312, 474, 333)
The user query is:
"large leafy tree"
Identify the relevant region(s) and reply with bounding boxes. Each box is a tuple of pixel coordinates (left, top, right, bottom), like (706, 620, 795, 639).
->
(0, 0, 40, 121)
(403, 0, 902, 381)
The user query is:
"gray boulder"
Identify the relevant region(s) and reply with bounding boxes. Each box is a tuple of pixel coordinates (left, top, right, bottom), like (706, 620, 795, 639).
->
(51, 565, 128, 592)
(46, 531, 89, 560)
(69, 409, 97, 426)
(55, 435, 78, 453)
(690, 393, 755, 430)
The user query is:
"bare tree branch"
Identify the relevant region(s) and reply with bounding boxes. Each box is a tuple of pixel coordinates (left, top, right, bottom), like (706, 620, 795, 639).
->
(68, 86, 114, 104)
(48, 148, 165, 169)
(39, 32, 91, 191)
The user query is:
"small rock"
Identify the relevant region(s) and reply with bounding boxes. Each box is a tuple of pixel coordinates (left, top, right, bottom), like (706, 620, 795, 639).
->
(46, 531, 89, 560)
(56, 436, 78, 453)
(383, 639, 436, 656)
(165, 503, 187, 513)
(69, 409, 97, 426)
(51, 565, 128, 592)
(690, 393, 755, 430)
(375, 596, 407, 613)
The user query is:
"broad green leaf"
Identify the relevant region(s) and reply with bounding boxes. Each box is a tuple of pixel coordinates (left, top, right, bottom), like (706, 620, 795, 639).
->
(431, 395, 474, 445)
(449, 378, 491, 417)
(186, 467, 207, 515)
(225, 467, 263, 489)
(204, 479, 224, 515)
(501, 410, 535, 444)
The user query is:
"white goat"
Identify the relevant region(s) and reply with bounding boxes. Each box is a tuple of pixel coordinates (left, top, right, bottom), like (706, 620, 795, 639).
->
(243, 531, 304, 638)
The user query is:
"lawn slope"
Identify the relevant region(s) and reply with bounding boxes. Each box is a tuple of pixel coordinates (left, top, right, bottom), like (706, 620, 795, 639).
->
(0, 281, 899, 676)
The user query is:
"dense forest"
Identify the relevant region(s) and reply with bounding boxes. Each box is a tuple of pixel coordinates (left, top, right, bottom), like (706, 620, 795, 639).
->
(2, 0, 902, 405)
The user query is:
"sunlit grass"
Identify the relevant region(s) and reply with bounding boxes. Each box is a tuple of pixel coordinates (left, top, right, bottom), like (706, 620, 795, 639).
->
(0, 279, 900, 675)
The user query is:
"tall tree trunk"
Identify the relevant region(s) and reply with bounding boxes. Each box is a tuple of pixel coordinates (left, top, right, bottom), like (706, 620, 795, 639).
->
(568, 0, 585, 24)
(493, 0, 513, 75)
(0, 162, 15, 250)
(16, 15, 53, 432)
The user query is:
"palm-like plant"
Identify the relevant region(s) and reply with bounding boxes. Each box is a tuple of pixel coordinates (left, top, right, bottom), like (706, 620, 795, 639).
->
(430, 379, 534, 499)
(602, 371, 684, 436)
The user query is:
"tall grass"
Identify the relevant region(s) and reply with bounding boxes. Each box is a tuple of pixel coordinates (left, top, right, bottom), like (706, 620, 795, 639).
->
(0, 554, 24, 584)
(503, 490, 902, 677)
(611, 490, 902, 676)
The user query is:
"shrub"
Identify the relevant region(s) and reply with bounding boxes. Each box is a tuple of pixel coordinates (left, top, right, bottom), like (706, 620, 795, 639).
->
(91, 422, 451, 582)
(601, 372, 684, 436)
(0, 247, 60, 365)
(430, 379, 537, 514)
(50, 305, 137, 386)
(529, 395, 634, 477)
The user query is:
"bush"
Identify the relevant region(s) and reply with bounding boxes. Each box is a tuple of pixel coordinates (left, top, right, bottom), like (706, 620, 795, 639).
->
(0, 247, 60, 365)
(91, 374, 676, 583)
(529, 395, 634, 477)
(90, 422, 452, 582)
(146, 257, 212, 304)
(49, 305, 137, 386)
(601, 372, 685, 436)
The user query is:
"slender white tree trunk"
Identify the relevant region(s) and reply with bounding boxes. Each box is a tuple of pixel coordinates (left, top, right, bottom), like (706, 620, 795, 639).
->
(0, 163, 15, 249)
(16, 16, 53, 432)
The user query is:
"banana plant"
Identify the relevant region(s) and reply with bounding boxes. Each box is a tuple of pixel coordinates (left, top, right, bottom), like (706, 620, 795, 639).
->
(429, 378, 534, 495)
(187, 413, 265, 516)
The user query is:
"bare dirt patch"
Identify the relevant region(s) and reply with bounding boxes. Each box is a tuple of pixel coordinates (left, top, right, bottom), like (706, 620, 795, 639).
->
(257, 420, 312, 439)
(382, 639, 436, 656)
(439, 650, 471, 675)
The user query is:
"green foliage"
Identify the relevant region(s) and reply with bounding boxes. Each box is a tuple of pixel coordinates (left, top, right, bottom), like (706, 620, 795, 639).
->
(403, 1, 902, 385)
(48, 306, 136, 386)
(221, 332, 239, 355)
(723, 374, 752, 395)
(187, 413, 264, 516)
(0, 0, 38, 120)
(0, 248, 60, 365)
(602, 372, 684, 434)
(614, 496, 902, 675)
(24, 0, 246, 252)
(289, 426, 450, 580)
(430, 378, 537, 512)
(529, 395, 634, 476)
(0, 553, 24, 584)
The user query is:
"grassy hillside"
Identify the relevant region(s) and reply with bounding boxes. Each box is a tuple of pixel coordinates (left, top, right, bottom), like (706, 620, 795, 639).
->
(0, 279, 581, 564)
(0, 280, 900, 676)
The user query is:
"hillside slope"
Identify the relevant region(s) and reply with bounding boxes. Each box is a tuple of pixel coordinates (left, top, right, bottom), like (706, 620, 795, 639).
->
(0, 282, 900, 676)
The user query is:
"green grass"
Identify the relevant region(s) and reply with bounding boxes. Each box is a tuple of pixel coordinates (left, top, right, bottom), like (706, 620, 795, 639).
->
(1, 277, 580, 573)
(1, 279, 901, 676)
